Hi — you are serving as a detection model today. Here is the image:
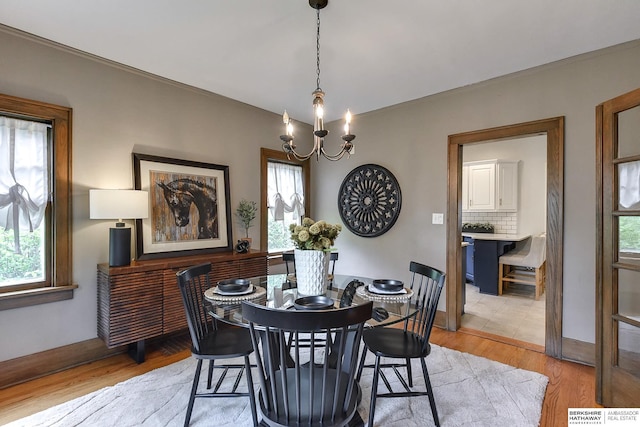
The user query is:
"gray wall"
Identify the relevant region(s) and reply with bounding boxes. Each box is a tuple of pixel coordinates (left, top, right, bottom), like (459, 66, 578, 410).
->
(314, 40, 640, 345)
(1, 24, 640, 361)
(0, 28, 289, 361)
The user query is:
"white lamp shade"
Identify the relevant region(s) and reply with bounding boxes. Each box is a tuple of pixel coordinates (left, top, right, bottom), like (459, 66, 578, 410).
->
(90, 189, 149, 220)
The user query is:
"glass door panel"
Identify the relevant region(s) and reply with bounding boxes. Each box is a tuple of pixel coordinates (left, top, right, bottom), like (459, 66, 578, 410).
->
(617, 321, 640, 376)
(618, 216, 640, 266)
(618, 269, 640, 318)
(618, 160, 640, 211)
(617, 104, 640, 158)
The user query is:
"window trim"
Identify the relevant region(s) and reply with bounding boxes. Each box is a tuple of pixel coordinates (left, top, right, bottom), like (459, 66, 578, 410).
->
(0, 93, 75, 310)
(260, 148, 311, 255)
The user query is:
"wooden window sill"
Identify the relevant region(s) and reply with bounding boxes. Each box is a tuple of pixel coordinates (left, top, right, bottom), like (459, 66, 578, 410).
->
(0, 285, 78, 311)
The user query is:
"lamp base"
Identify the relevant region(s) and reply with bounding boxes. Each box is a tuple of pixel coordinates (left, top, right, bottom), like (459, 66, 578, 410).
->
(109, 227, 131, 267)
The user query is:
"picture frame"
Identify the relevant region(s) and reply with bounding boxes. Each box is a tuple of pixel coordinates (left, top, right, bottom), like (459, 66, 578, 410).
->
(133, 153, 232, 259)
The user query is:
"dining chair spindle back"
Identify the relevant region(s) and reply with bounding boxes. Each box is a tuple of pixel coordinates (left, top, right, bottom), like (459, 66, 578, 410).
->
(356, 261, 445, 427)
(282, 251, 296, 276)
(176, 262, 258, 427)
(242, 300, 373, 427)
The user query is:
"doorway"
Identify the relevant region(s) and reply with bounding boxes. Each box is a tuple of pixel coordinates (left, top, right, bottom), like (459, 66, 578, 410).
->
(460, 135, 546, 348)
(446, 117, 564, 358)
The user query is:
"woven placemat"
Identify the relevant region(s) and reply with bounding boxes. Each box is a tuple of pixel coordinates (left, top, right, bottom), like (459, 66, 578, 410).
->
(204, 285, 267, 302)
(355, 284, 413, 302)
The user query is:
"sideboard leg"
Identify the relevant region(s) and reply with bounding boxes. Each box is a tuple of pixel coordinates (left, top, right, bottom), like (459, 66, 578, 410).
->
(128, 340, 146, 363)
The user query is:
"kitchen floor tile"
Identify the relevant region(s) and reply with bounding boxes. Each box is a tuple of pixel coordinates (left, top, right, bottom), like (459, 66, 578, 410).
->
(462, 282, 545, 347)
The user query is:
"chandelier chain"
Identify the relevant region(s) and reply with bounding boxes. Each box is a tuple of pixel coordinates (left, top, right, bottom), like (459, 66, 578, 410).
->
(279, 0, 355, 162)
(316, 8, 321, 90)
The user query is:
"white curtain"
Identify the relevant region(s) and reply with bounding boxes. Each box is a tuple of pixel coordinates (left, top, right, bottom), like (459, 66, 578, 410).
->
(0, 116, 49, 253)
(267, 162, 305, 221)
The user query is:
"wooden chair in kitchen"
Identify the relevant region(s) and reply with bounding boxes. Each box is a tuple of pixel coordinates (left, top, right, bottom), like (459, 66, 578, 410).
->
(176, 262, 258, 426)
(498, 233, 546, 300)
(356, 261, 445, 427)
(242, 300, 373, 427)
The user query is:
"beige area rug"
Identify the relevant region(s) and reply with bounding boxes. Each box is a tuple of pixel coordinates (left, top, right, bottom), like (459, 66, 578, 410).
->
(4, 344, 548, 427)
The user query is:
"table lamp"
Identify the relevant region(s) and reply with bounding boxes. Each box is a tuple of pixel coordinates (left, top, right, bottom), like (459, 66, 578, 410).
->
(90, 189, 149, 267)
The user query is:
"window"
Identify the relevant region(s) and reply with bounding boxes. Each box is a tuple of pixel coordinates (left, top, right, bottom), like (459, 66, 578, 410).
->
(0, 93, 74, 310)
(0, 117, 49, 288)
(260, 148, 310, 254)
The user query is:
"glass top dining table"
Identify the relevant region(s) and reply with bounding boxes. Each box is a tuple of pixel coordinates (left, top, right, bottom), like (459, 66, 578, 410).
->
(203, 273, 419, 328)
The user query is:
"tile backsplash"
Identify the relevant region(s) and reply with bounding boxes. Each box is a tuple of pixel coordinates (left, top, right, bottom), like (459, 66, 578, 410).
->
(462, 211, 518, 234)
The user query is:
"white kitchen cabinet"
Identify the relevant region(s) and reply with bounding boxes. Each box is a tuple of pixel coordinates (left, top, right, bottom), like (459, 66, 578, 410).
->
(496, 161, 518, 211)
(462, 160, 518, 212)
(467, 162, 496, 211)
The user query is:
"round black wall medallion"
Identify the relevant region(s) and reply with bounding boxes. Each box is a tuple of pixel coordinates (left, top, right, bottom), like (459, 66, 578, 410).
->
(338, 164, 402, 237)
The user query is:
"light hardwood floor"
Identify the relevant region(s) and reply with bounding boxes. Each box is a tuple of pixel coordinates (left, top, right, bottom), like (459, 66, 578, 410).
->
(0, 328, 599, 427)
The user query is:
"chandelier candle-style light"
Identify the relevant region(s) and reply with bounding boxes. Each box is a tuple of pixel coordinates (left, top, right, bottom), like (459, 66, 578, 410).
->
(280, 0, 355, 161)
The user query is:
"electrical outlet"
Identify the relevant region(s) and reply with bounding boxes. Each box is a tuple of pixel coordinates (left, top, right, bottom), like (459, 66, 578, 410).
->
(432, 213, 444, 225)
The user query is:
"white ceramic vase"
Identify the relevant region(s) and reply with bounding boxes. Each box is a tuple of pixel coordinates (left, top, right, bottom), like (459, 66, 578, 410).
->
(294, 249, 330, 296)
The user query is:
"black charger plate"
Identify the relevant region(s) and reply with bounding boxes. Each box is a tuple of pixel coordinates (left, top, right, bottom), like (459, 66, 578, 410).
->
(217, 278, 251, 293)
(294, 295, 334, 310)
(372, 279, 404, 292)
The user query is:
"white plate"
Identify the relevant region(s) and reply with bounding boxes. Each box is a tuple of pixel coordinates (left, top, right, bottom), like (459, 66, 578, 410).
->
(213, 284, 254, 296)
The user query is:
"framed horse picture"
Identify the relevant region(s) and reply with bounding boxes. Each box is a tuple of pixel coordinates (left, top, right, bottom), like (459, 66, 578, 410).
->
(133, 153, 233, 259)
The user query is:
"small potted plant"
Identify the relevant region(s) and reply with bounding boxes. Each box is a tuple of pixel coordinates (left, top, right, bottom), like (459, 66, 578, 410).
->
(236, 199, 258, 242)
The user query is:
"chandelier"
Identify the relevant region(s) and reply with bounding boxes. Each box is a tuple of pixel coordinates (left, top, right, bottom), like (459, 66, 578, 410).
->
(280, 0, 355, 161)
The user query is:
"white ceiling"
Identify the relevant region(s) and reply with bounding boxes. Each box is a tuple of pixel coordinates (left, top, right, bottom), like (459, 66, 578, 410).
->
(1, 0, 640, 124)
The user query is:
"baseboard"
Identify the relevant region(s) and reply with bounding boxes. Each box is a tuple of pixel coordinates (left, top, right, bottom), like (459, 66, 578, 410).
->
(0, 338, 124, 389)
(562, 337, 595, 366)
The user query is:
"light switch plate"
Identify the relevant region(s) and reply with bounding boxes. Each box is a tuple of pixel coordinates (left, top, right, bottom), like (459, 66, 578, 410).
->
(432, 213, 444, 224)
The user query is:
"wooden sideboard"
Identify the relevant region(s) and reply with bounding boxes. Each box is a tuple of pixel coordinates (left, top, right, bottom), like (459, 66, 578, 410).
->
(97, 250, 267, 362)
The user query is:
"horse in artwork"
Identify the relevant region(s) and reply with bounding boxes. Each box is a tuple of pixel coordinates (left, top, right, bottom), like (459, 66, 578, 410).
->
(157, 178, 218, 239)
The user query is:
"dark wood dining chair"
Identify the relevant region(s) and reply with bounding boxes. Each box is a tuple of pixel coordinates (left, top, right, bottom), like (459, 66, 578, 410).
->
(176, 262, 258, 427)
(282, 250, 296, 274)
(327, 251, 339, 289)
(281, 251, 296, 289)
(242, 300, 373, 427)
(356, 261, 445, 427)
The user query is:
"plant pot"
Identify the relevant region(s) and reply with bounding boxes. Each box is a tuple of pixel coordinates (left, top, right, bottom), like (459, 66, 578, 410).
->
(294, 249, 330, 296)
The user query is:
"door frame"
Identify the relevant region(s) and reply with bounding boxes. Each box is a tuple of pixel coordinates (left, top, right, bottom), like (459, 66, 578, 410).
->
(446, 117, 564, 358)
